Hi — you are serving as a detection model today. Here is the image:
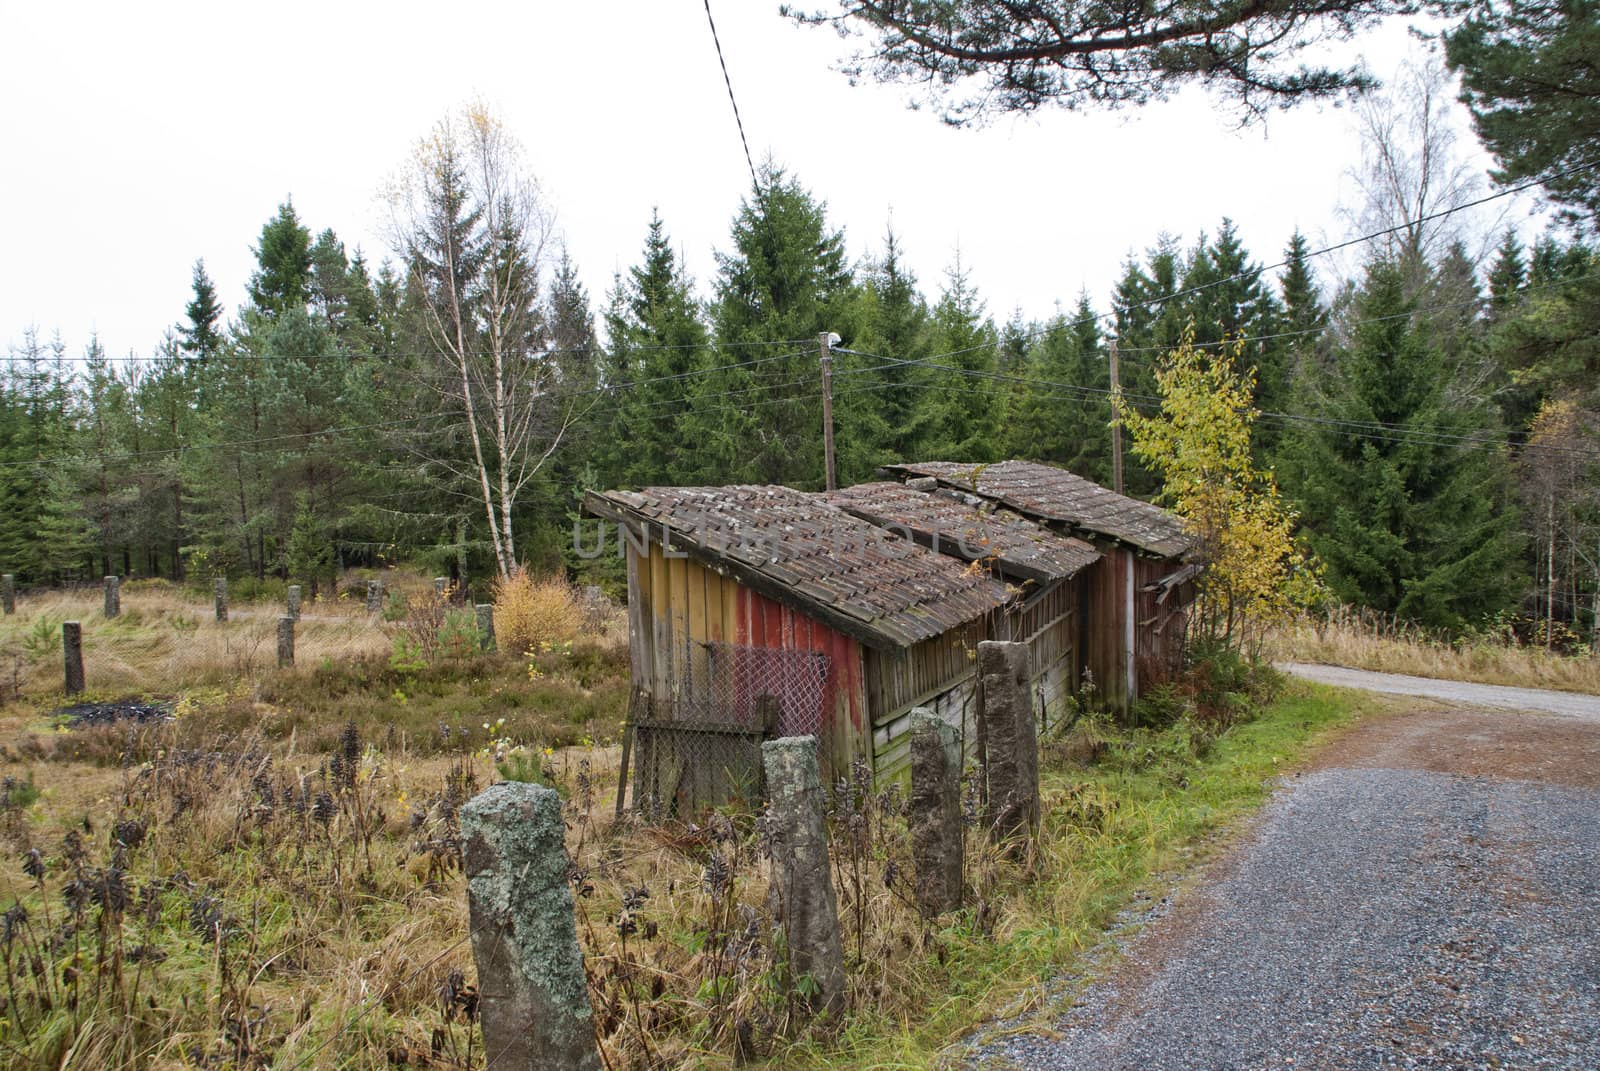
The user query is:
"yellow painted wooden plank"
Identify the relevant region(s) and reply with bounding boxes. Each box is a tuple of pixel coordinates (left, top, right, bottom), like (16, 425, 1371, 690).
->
(650, 542, 671, 700)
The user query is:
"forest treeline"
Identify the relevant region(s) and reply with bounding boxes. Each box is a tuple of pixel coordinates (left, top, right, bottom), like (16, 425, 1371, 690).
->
(2, 153, 1596, 640)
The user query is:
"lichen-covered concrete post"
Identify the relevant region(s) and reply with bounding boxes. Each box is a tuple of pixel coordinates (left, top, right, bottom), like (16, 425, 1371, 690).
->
(213, 577, 228, 622)
(761, 735, 846, 1020)
(277, 616, 295, 668)
(365, 579, 383, 615)
(1, 574, 13, 615)
(978, 640, 1039, 846)
(909, 709, 963, 916)
(286, 584, 301, 621)
(475, 604, 496, 651)
(63, 621, 84, 696)
(103, 576, 120, 618)
(461, 782, 601, 1071)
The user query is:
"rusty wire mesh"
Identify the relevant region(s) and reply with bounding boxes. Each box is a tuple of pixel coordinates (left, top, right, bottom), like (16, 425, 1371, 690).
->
(628, 641, 834, 818)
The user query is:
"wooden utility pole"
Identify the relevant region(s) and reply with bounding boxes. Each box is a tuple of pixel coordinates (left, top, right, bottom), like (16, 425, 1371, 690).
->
(819, 332, 838, 491)
(1109, 337, 1124, 495)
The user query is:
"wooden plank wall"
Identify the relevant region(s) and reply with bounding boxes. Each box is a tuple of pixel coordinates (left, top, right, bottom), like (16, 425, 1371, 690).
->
(1083, 548, 1134, 714)
(864, 619, 987, 782)
(1015, 578, 1081, 728)
(1134, 555, 1189, 692)
(626, 540, 870, 810)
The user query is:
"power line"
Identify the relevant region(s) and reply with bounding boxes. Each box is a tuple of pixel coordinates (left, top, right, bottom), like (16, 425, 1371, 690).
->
(878, 156, 1600, 366)
(12, 336, 822, 366)
(1107, 264, 1600, 362)
(701, 0, 760, 191)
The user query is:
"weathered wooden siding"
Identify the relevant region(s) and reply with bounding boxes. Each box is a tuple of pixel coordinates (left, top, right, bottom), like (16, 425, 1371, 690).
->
(627, 539, 871, 805)
(1083, 548, 1135, 714)
(864, 619, 986, 781)
(1014, 578, 1081, 728)
(870, 675, 977, 784)
(1134, 555, 1189, 692)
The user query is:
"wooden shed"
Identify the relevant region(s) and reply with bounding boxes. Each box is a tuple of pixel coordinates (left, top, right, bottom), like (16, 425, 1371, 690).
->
(881, 460, 1198, 715)
(582, 485, 1009, 812)
(821, 481, 1102, 758)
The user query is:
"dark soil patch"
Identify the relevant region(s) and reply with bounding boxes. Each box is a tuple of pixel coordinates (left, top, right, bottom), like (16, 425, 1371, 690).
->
(56, 697, 175, 728)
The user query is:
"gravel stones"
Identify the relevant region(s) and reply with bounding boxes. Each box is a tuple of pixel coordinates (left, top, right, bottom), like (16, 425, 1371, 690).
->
(968, 761, 1600, 1070)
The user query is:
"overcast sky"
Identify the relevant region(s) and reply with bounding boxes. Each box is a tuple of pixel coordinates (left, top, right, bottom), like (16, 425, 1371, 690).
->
(0, 2, 1540, 360)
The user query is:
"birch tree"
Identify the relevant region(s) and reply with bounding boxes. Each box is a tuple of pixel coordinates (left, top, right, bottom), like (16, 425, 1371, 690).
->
(389, 103, 576, 578)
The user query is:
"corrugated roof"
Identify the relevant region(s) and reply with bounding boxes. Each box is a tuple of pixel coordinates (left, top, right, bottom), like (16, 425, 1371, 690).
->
(582, 484, 1009, 650)
(882, 460, 1195, 558)
(821, 482, 1100, 583)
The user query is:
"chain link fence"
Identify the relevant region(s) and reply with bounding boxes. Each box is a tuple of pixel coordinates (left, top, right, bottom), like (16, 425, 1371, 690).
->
(626, 640, 834, 817)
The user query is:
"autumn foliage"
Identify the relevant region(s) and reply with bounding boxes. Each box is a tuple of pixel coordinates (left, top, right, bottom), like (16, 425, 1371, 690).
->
(1121, 328, 1321, 651)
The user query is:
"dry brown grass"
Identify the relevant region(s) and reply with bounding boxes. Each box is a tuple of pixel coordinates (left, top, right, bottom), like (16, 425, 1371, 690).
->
(1267, 608, 1600, 695)
(0, 585, 389, 701)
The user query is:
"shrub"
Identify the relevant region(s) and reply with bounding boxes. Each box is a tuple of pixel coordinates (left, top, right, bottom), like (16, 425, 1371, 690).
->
(494, 569, 582, 655)
(438, 608, 483, 661)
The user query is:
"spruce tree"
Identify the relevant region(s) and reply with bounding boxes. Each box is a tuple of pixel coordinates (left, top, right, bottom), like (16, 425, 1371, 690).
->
(857, 224, 933, 463)
(179, 259, 225, 362)
(1487, 228, 1528, 316)
(922, 250, 1000, 462)
(1278, 257, 1524, 627)
(248, 200, 314, 319)
(1006, 294, 1112, 482)
(697, 166, 860, 486)
(600, 211, 712, 487)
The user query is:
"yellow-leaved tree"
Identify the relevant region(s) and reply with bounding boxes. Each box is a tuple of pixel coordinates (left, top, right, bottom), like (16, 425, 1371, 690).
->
(1118, 327, 1320, 654)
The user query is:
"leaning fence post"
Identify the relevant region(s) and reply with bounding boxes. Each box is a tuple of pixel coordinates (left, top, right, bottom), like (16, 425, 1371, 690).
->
(213, 577, 228, 622)
(475, 604, 496, 651)
(761, 735, 846, 1020)
(63, 621, 84, 696)
(909, 709, 963, 916)
(461, 782, 602, 1071)
(1, 574, 13, 615)
(365, 579, 383, 615)
(277, 616, 295, 668)
(978, 640, 1039, 847)
(286, 584, 301, 621)
(103, 576, 120, 618)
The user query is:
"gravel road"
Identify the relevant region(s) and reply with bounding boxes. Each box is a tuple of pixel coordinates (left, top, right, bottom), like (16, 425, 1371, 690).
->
(1279, 662, 1600, 722)
(964, 703, 1600, 1071)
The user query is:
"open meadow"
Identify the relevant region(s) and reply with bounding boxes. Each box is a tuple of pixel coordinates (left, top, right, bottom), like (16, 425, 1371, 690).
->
(0, 576, 1389, 1070)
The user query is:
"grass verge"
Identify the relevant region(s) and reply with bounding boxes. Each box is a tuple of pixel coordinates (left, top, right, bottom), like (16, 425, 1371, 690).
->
(1268, 612, 1600, 696)
(815, 681, 1386, 1069)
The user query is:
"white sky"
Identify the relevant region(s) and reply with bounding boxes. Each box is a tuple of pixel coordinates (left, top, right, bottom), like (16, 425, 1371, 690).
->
(0, 1, 1543, 360)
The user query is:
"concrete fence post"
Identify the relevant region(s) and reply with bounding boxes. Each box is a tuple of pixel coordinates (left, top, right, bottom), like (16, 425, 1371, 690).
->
(103, 576, 120, 618)
(761, 735, 846, 1020)
(909, 709, 963, 916)
(1, 574, 13, 615)
(461, 782, 601, 1071)
(286, 584, 301, 621)
(475, 604, 496, 651)
(365, 579, 383, 615)
(978, 640, 1039, 847)
(213, 577, 228, 622)
(277, 616, 295, 668)
(63, 622, 84, 696)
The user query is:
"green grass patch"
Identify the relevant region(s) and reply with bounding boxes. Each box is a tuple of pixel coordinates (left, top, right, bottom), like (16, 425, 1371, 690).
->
(819, 681, 1377, 1068)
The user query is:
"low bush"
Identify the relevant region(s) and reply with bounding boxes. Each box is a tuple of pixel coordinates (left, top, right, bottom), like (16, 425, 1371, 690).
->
(493, 568, 582, 655)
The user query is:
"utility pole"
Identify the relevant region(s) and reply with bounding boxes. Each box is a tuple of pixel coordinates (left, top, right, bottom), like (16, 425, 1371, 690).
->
(819, 331, 837, 491)
(1109, 337, 1124, 495)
